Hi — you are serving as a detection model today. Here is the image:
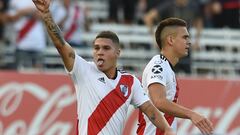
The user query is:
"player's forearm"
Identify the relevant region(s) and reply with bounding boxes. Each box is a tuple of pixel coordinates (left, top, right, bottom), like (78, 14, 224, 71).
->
(155, 98, 194, 119)
(140, 101, 172, 131)
(41, 10, 66, 49)
(8, 8, 36, 22)
(0, 14, 8, 24)
(18, 8, 36, 17)
(149, 110, 172, 132)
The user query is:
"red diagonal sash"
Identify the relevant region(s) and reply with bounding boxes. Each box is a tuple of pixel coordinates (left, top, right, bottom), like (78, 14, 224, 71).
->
(64, 5, 80, 41)
(88, 75, 133, 135)
(17, 18, 36, 43)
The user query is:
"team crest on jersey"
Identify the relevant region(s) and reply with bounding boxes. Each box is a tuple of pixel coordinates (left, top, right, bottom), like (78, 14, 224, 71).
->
(120, 85, 128, 97)
(152, 65, 163, 74)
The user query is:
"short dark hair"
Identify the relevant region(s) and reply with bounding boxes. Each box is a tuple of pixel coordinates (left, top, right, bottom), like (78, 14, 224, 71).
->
(94, 31, 120, 46)
(155, 17, 187, 50)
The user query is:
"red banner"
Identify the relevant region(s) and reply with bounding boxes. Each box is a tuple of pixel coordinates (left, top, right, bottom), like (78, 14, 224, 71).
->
(0, 71, 76, 135)
(0, 71, 239, 135)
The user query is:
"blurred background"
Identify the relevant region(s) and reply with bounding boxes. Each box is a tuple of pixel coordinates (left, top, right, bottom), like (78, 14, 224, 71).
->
(0, 0, 239, 134)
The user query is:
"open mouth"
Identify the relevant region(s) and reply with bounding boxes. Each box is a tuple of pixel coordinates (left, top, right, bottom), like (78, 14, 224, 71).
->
(97, 59, 104, 66)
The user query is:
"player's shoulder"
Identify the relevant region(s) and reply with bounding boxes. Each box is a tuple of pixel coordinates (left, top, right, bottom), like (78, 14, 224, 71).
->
(149, 55, 168, 66)
(118, 69, 137, 79)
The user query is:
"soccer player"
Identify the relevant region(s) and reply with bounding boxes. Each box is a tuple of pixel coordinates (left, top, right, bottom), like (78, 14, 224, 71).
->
(137, 17, 214, 135)
(32, 0, 176, 134)
(6, 0, 46, 70)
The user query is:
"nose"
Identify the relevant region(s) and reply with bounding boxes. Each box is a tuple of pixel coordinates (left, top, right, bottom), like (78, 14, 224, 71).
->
(186, 39, 191, 47)
(97, 48, 104, 55)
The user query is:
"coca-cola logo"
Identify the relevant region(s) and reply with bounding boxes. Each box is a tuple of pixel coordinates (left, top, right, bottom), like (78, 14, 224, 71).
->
(123, 99, 240, 135)
(0, 72, 239, 135)
(177, 99, 240, 135)
(0, 82, 76, 135)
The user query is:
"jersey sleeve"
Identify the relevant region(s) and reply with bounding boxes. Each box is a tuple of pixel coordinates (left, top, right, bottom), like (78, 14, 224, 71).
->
(145, 60, 167, 87)
(66, 51, 91, 76)
(130, 76, 149, 107)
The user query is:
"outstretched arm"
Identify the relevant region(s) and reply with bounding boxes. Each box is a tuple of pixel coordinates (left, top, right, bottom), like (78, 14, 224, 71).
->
(139, 101, 176, 135)
(148, 83, 214, 134)
(32, 0, 74, 71)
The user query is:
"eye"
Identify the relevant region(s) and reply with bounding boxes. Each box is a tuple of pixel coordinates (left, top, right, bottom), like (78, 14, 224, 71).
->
(94, 46, 100, 50)
(103, 46, 111, 50)
(183, 35, 189, 40)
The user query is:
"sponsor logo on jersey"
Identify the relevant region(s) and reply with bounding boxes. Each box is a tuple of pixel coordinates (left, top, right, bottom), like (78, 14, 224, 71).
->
(152, 65, 163, 74)
(151, 75, 163, 80)
(154, 60, 163, 65)
(120, 85, 128, 97)
(98, 77, 105, 83)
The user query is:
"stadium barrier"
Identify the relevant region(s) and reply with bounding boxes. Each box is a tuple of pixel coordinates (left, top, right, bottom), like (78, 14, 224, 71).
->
(2, 26, 240, 77)
(0, 71, 239, 135)
(1, 0, 240, 77)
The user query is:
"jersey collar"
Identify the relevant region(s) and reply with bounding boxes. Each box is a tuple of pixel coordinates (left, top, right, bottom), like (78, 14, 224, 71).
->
(160, 54, 174, 71)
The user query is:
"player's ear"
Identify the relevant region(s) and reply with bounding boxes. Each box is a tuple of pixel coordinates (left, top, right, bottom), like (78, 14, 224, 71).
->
(167, 35, 175, 47)
(116, 48, 120, 57)
(166, 35, 171, 47)
(115, 43, 121, 57)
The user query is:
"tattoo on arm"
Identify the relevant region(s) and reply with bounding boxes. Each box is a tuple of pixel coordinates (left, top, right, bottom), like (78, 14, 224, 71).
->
(68, 51, 75, 59)
(142, 103, 157, 122)
(43, 13, 65, 46)
(150, 113, 156, 121)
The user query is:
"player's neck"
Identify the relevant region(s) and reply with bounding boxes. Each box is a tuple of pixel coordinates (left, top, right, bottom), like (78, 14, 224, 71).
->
(104, 68, 118, 80)
(160, 51, 179, 67)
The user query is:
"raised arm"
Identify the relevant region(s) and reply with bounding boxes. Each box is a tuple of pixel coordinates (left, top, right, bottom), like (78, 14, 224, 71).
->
(139, 101, 176, 135)
(32, 0, 74, 71)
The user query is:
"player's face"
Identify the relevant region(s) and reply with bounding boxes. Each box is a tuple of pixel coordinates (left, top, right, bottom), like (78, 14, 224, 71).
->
(172, 27, 191, 58)
(93, 38, 120, 73)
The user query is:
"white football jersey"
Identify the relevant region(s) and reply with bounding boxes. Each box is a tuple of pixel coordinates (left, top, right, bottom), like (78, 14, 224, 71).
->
(67, 52, 149, 135)
(8, 0, 46, 51)
(63, 2, 85, 44)
(137, 54, 180, 135)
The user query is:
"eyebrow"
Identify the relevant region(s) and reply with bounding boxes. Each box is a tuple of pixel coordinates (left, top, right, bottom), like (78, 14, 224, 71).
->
(93, 44, 111, 46)
(183, 34, 190, 38)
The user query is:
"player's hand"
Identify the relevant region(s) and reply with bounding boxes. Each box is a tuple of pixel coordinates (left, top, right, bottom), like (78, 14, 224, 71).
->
(191, 112, 214, 135)
(32, 0, 51, 14)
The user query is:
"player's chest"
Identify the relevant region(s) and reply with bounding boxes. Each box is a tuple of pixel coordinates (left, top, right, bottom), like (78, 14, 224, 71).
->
(89, 74, 132, 101)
